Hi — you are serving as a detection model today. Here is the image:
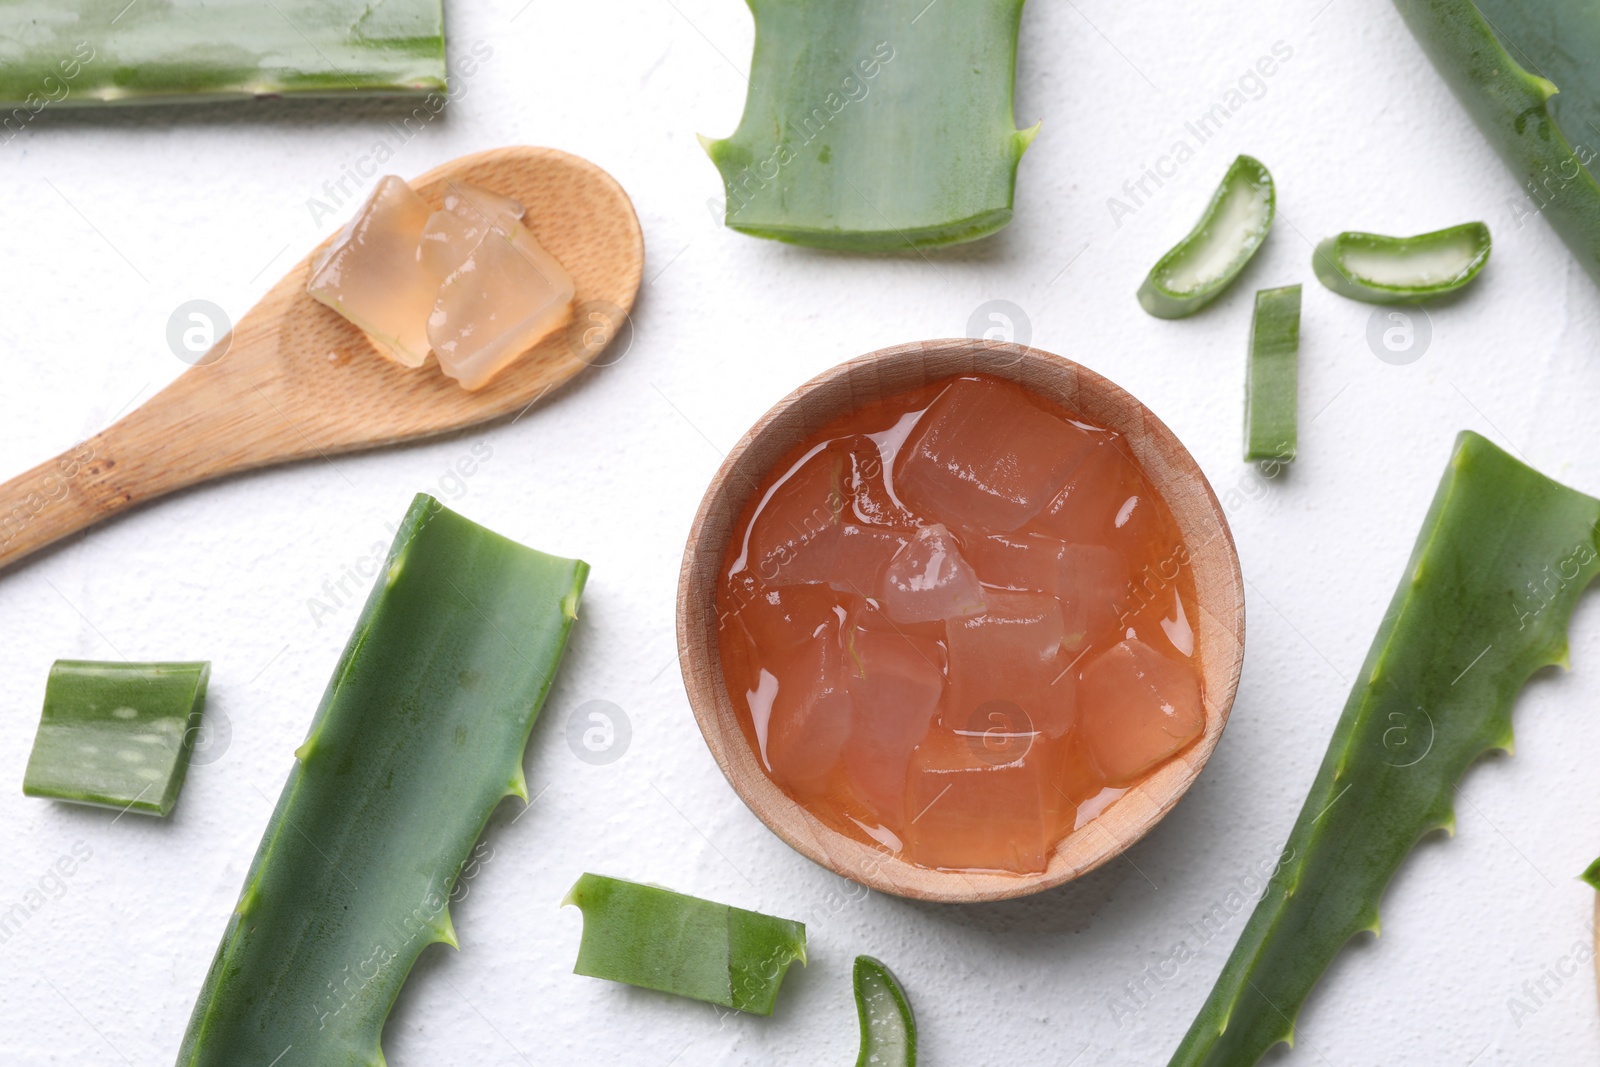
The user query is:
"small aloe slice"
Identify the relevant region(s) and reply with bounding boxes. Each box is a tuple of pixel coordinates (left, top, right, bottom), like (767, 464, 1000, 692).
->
(1170, 431, 1600, 1066)
(703, 0, 1038, 251)
(1312, 222, 1491, 304)
(854, 956, 916, 1067)
(1243, 285, 1300, 464)
(564, 873, 805, 1015)
(1138, 155, 1275, 319)
(178, 495, 588, 1066)
(1393, 0, 1600, 290)
(22, 660, 209, 817)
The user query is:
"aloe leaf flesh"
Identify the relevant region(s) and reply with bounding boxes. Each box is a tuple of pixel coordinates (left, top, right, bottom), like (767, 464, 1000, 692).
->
(1312, 222, 1491, 304)
(177, 494, 588, 1066)
(0, 0, 445, 110)
(1243, 285, 1300, 464)
(1393, 0, 1600, 288)
(854, 955, 916, 1067)
(703, 0, 1037, 251)
(1138, 155, 1275, 319)
(1170, 431, 1600, 1066)
(22, 660, 210, 818)
(563, 873, 806, 1015)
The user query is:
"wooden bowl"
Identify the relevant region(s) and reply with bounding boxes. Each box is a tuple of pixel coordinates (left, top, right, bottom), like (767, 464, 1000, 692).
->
(676, 338, 1245, 903)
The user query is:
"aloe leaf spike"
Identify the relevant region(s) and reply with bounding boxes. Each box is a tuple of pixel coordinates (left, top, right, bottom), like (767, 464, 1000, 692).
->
(1138, 155, 1275, 319)
(1583, 858, 1600, 891)
(704, 0, 1037, 251)
(177, 494, 588, 1066)
(1171, 431, 1600, 1066)
(1312, 222, 1491, 304)
(22, 659, 210, 818)
(563, 872, 806, 1015)
(854, 955, 916, 1067)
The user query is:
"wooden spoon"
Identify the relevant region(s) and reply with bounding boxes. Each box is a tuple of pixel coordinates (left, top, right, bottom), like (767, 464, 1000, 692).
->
(0, 146, 644, 572)
(676, 339, 1246, 903)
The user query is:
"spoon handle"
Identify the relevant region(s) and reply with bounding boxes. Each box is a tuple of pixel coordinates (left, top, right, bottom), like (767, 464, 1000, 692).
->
(0, 358, 285, 572)
(0, 438, 117, 571)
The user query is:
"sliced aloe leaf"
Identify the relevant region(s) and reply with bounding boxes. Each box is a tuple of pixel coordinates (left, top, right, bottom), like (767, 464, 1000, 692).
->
(1137, 155, 1275, 319)
(703, 0, 1037, 251)
(1312, 222, 1491, 304)
(1243, 284, 1300, 464)
(1170, 431, 1600, 1066)
(854, 955, 916, 1067)
(564, 873, 806, 1015)
(0, 0, 445, 109)
(22, 660, 209, 818)
(1393, 0, 1600, 288)
(178, 495, 588, 1066)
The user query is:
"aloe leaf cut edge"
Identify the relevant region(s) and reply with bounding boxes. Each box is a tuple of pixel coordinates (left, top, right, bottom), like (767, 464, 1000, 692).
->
(1312, 222, 1491, 304)
(1138, 154, 1275, 319)
(177, 494, 588, 1066)
(704, 0, 1037, 251)
(1170, 431, 1600, 1066)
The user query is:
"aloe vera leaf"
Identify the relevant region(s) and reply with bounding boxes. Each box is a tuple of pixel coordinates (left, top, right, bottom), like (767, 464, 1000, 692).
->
(177, 494, 587, 1066)
(1312, 222, 1492, 304)
(702, 0, 1037, 251)
(1242, 285, 1300, 464)
(854, 955, 916, 1067)
(1137, 155, 1275, 319)
(563, 873, 806, 1015)
(1392, 0, 1600, 287)
(1169, 431, 1600, 1066)
(21, 659, 209, 818)
(0, 0, 444, 110)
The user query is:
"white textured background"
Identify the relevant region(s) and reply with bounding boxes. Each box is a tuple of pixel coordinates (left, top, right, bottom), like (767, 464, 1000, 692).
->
(3, 0, 1600, 1063)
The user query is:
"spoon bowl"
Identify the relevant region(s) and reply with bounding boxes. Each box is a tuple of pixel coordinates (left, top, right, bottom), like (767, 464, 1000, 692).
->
(677, 338, 1245, 903)
(0, 145, 644, 571)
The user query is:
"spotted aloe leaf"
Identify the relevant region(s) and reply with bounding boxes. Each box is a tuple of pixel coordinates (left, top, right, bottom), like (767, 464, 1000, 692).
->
(1392, 0, 1600, 287)
(1170, 431, 1600, 1066)
(703, 0, 1038, 251)
(854, 955, 916, 1067)
(22, 659, 210, 818)
(177, 494, 587, 1066)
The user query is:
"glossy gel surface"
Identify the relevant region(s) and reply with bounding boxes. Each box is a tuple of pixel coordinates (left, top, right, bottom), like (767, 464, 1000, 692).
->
(716, 375, 1205, 874)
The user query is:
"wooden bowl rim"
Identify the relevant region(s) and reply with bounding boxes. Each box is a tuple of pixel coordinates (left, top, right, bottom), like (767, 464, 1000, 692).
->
(676, 338, 1245, 903)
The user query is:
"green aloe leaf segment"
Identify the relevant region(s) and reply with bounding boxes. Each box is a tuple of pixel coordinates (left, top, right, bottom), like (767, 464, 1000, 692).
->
(0, 0, 445, 110)
(23, 659, 210, 818)
(703, 0, 1037, 251)
(1243, 284, 1300, 464)
(1312, 223, 1491, 304)
(1393, 0, 1600, 287)
(1170, 432, 1600, 1066)
(564, 873, 806, 1016)
(854, 955, 916, 1067)
(1138, 154, 1275, 319)
(177, 494, 588, 1066)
